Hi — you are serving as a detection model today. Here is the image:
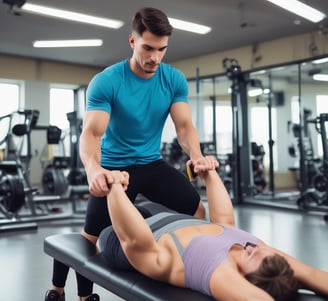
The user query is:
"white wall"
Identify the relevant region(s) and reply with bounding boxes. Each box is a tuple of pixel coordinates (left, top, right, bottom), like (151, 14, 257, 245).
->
(24, 81, 51, 185)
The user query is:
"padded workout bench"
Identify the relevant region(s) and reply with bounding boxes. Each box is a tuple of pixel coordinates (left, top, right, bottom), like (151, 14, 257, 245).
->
(44, 233, 327, 301)
(44, 201, 327, 301)
(44, 233, 215, 301)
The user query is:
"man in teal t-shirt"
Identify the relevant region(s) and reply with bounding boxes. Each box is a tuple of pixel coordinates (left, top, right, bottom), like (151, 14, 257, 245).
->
(45, 7, 218, 301)
(86, 59, 189, 167)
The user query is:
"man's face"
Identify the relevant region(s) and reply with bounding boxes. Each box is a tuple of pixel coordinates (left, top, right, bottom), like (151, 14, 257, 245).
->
(129, 30, 169, 77)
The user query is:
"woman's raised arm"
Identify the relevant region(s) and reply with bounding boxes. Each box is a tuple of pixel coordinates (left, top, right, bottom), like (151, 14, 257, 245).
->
(201, 169, 235, 226)
(107, 181, 169, 280)
(274, 247, 328, 296)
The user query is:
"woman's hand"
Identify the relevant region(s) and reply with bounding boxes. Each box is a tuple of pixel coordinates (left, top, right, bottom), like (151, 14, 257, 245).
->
(87, 167, 129, 196)
(187, 155, 219, 179)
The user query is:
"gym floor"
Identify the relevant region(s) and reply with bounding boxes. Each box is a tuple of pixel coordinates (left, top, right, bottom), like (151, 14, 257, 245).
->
(0, 200, 328, 301)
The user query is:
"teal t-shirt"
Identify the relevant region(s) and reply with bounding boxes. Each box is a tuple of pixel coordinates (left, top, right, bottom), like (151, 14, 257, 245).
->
(86, 59, 188, 167)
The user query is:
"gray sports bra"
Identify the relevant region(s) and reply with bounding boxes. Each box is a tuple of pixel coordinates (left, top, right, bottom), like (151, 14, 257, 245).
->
(148, 212, 259, 296)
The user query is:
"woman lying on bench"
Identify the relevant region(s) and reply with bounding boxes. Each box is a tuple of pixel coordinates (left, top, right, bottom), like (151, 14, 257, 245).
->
(97, 166, 328, 301)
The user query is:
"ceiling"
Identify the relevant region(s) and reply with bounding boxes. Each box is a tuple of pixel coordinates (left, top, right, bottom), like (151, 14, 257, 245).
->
(1, 0, 328, 68)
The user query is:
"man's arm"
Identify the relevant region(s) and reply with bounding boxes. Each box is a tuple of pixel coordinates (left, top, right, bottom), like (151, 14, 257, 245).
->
(80, 110, 119, 195)
(170, 102, 219, 172)
(170, 102, 202, 160)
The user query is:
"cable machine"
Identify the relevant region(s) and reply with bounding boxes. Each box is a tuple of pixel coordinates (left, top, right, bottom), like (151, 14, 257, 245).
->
(222, 58, 253, 203)
(223, 59, 328, 220)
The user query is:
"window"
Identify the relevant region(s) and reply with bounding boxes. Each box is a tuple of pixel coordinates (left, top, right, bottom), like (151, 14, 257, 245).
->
(50, 88, 74, 130)
(0, 82, 20, 152)
(249, 105, 277, 170)
(204, 102, 233, 154)
(0, 82, 20, 116)
(316, 94, 328, 156)
(291, 96, 300, 124)
(49, 88, 74, 157)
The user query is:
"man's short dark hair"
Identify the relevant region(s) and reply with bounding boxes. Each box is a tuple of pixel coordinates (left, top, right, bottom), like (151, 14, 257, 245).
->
(132, 7, 173, 36)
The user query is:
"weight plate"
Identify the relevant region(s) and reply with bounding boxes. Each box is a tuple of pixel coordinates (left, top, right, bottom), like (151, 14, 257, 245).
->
(0, 174, 25, 213)
(42, 168, 68, 195)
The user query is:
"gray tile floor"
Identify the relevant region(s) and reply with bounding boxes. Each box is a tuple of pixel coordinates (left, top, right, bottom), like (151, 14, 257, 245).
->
(0, 201, 328, 301)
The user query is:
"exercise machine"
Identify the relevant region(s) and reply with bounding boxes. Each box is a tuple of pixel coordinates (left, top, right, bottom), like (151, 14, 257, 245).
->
(161, 138, 189, 177)
(297, 113, 328, 219)
(289, 109, 321, 192)
(41, 111, 88, 194)
(0, 109, 40, 231)
(223, 59, 314, 210)
(40, 111, 89, 216)
(219, 142, 266, 196)
(222, 58, 254, 203)
(41, 124, 69, 196)
(66, 111, 87, 186)
(0, 110, 89, 231)
(251, 142, 267, 192)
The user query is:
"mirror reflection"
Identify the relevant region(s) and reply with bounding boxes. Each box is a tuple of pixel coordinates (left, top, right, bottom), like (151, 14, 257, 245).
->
(174, 56, 328, 211)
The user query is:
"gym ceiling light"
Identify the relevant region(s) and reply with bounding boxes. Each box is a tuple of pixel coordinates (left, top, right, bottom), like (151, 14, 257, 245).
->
(18, 2, 124, 29)
(168, 18, 211, 34)
(33, 39, 103, 48)
(308, 62, 328, 81)
(265, 0, 326, 23)
(248, 79, 264, 97)
(313, 74, 328, 81)
(3, 1, 211, 34)
(313, 57, 328, 64)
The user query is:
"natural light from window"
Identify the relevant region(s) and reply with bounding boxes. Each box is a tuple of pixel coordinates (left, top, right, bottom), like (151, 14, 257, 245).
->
(50, 88, 74, 130)
(0, 83, 20, 116)
(0, 82, 20, 150)
(250, 105, 277, 170)
(204, 103, 232, 154)
(316, 94, 328, 156)
(49, 88, 74, 157)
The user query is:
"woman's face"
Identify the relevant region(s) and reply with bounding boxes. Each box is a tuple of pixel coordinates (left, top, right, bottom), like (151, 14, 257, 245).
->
(239, 244, 275, 275)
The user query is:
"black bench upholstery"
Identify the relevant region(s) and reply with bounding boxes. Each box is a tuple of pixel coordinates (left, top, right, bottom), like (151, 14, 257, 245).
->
(44, 200, 327, 301)
(44, 233, 327, 301)
(44, 233, 215, 301)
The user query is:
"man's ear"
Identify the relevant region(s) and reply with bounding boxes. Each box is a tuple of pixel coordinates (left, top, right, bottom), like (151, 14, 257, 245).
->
(128, 34, 135, 49)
